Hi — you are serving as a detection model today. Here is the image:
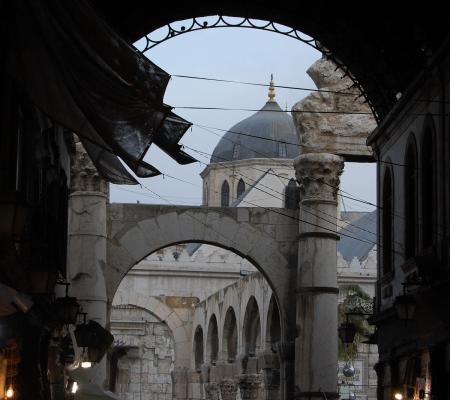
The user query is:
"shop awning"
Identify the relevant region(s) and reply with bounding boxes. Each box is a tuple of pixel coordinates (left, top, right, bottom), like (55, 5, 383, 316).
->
(4, 0, 195, 184)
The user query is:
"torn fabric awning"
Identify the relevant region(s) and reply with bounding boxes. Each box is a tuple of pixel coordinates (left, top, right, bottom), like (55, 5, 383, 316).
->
(4, 0, 195, 185)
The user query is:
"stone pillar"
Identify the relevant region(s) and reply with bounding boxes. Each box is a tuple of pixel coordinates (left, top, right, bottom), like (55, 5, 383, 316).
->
(293, 153, 344, 400)
(219, 378, 238, 400)
(238, 373, 263, 400)
(204, 382, 220, 400)
(258, 351, 281, 400)
(67, 140, 108, 385)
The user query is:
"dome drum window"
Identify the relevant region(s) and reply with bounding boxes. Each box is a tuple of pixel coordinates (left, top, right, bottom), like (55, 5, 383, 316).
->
(221, 180, 230, 207)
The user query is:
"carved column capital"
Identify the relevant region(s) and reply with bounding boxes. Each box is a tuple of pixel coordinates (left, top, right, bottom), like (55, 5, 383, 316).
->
(293, 153, 344, 203)
(219, 379, 238, 400)
(238, 373, 263, 399)
(204, 382, 220, 400)
(71, 139, 108, 195)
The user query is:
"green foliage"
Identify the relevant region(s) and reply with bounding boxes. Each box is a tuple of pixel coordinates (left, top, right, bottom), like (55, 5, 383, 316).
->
(338, 285, 374, 360)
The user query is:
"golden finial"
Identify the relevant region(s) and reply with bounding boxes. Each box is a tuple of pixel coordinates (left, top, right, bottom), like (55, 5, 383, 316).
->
(268, 74, 276, 102)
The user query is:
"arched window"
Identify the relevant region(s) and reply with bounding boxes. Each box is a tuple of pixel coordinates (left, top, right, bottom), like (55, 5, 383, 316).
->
(382, 168, 393, 275)
(284, 178, 299, 209)
(404, 139, 417, 259)
(193, 326, 204, 370)
(422, 128, 435, 250)
(232, 143, 240, 159)
(237, 178, 245, 198)
(221, 180, 230, 207)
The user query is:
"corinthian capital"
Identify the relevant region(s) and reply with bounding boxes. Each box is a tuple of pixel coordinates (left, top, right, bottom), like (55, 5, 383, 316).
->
(219, 379, 238, 400)
(204, 382, 220, 400)
(293, 153, 344, 203)
(238, 373, 263, 399)
(71, 139, 108, 195)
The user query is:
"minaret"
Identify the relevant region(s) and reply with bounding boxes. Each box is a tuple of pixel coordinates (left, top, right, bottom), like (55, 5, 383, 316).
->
(268, 74, 276, 102)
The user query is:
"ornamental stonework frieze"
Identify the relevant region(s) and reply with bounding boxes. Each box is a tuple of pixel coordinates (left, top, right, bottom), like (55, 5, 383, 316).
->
(219, 379, 238, 400)
(238, 373, 263, 400)
(204, 382, 220, 400)
(294, 153, 344, 203)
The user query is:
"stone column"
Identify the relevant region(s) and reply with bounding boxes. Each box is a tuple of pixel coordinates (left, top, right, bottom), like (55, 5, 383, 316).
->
(204, 382, 220, 400)
(238, 373, 263, 400)
(219, 378, 238, 400)
(67, 140, 108, 385)
(293, 153, 344, 400)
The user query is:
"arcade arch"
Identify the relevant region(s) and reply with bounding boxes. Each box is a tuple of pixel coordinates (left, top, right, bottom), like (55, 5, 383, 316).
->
(243, 296, 261, 356)
(223, 307, 238, 363)
(206, 314, 219, 364)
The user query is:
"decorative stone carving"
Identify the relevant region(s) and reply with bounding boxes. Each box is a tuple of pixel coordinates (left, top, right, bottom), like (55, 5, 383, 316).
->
(238, 373, 263, 400)
(292, 56, 376, 160)
(294, 153, 344, 203)
(71, 138, 108, 195)
(204, 382, 220, 400)
(219, 379, 238, 400)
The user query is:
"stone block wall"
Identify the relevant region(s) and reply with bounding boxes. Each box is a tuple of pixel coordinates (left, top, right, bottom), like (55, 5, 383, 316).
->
(111, 306, 175, 400)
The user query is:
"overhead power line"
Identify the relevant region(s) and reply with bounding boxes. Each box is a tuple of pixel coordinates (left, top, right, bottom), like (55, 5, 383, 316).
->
(172, 74, 357, 96)
(174, 106, 373, 115)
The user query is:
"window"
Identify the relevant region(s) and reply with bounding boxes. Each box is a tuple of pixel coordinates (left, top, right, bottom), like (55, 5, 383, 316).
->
(421, 128, 435, 249)
(237, 178, 245, 198)
(404, 139, 417, 259)
(221, 180, 230, 207)
(232, 143, 240, 159)
(284, 178, 299, 209)
(382, 168, 393, 275)
(278, 142, 287, 158)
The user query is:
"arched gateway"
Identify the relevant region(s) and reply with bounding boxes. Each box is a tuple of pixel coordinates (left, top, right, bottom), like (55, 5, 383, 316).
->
(106, 203, 298, 340)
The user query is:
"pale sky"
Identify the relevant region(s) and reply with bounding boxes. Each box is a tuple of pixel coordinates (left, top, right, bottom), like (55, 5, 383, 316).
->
(110, 19, 376, 212)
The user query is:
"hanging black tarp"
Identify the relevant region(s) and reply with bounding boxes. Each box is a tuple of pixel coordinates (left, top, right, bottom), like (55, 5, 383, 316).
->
(3, 0, 195, 185)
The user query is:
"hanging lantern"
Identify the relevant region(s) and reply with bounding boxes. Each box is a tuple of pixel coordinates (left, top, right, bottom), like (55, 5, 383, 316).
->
(74, 314, 96, 348)
(393, 294, 417, 320)
(338, 322, 357, 344)
(53, 283, 80, 325)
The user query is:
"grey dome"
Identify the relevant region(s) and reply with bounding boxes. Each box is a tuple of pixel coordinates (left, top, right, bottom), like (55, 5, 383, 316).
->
(210, 101, 299, 163)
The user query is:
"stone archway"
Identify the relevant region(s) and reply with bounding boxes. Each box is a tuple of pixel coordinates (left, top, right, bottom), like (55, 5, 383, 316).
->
(106, 204, 298, 344)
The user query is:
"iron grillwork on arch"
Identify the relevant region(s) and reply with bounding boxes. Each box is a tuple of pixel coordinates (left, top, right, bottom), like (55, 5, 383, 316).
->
(139, 15, 377, 121)
(140, 16, 317, 52)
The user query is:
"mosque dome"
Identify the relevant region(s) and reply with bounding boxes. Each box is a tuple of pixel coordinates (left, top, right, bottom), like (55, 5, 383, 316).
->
(210, 76, 299, 163)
